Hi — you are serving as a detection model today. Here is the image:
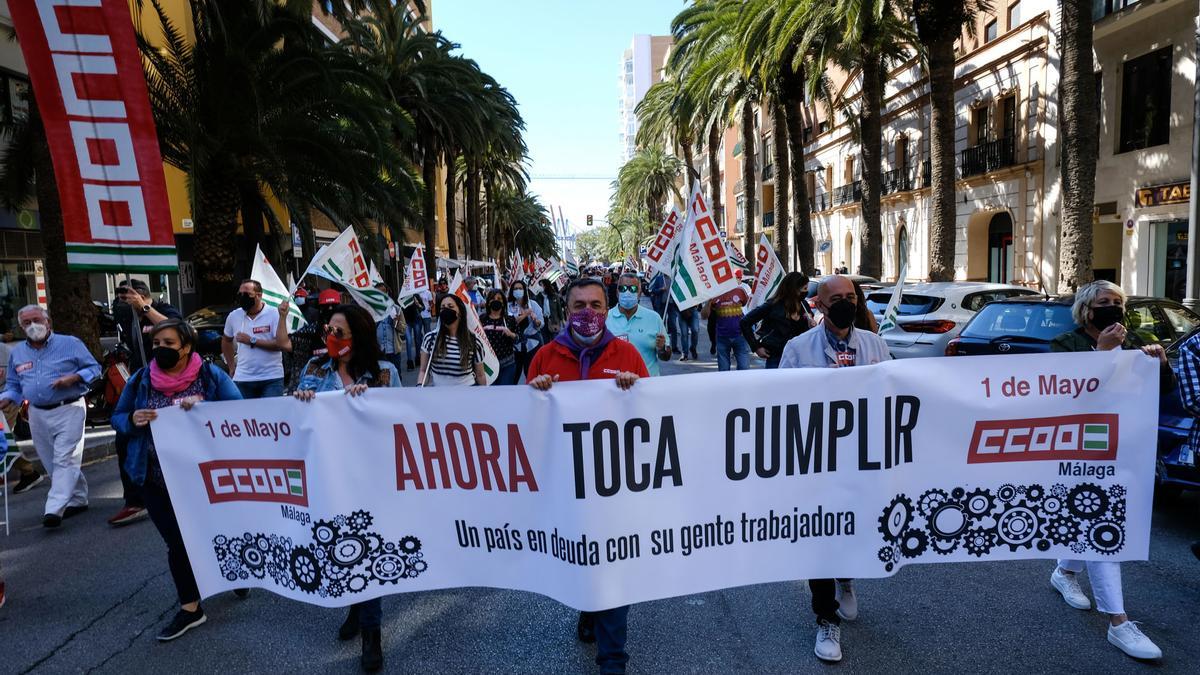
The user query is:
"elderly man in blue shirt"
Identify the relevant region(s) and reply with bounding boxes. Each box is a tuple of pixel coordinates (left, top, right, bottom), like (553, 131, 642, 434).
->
(0, 305, 100, 528)
(606, 273, 671, 376)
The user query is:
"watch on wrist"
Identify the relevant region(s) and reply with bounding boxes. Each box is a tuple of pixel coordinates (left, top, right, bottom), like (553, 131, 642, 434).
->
(250, 335, 258, 347)
(140, 304, 151, 314)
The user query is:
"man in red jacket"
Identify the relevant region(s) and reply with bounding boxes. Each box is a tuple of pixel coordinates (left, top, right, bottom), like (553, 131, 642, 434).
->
(528, 277, 647, 675)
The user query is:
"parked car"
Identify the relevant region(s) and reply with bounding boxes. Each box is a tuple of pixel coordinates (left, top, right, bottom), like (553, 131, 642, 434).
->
(946, 295, 1200, 496)
(806, 274, 879, 301)
(863, 282, 1039, 359)
(186, 305, 233, 358)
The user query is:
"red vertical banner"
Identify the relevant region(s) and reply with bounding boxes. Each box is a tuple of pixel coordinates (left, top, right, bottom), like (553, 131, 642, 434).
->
(10, 0, 177, 271)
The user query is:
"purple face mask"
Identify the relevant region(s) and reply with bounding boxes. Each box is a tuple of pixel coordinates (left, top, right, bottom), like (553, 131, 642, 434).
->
(568, 307, 606, 342)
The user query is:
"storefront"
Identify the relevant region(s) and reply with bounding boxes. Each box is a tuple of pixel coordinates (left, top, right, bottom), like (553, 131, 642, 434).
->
(1135, 181, 1190, 301)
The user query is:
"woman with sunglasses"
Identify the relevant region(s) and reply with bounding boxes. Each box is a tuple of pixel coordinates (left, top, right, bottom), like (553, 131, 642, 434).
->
(508, 280, 543, 379)
(418, 293, 487, 387)
(480, 289, 520, 385)
(293, 304, 400, 672)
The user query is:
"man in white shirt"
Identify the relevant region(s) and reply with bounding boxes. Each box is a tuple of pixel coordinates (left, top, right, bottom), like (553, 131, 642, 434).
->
(221, 280, 291, 399)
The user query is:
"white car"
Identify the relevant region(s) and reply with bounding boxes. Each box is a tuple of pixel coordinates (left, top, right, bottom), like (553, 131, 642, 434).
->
(865, 282, 1040, 359)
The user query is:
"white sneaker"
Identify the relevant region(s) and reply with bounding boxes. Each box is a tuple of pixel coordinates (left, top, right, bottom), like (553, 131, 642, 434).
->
(835, 580, 858, 621)
(814, 621, 842, 663)
(1107, 621, 1162, 660)
(1050, 568, 1091, 610)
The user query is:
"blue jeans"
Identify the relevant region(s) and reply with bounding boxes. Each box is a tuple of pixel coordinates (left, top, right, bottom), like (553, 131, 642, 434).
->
(496, 360, 518, 386)
(666, 304, 681, 351)
(679, 311, 701, 355)
(235, 377, 284, 399)
(353, 598, 382, 629)
(581, 606, 630, 673)
(715, 334, 750, 371)
(406, 317, 428, 362)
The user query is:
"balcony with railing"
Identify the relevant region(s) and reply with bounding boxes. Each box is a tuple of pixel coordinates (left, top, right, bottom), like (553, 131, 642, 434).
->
(882, 167, 911, 194)
(734, 179, 745, 195)
(921, 159, 932, 188)
(762, 163, 775, 182)
(833, 181, 862, 206)
(811, 192, 831, 212)
(960, 136, 1016, 178)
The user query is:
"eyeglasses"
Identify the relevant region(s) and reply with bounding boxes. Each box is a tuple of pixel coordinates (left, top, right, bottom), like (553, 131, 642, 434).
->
(617, 284, 638, 293)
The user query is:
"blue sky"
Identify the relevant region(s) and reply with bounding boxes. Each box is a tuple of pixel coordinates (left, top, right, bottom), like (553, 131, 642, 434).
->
(435, 0, 683, 234)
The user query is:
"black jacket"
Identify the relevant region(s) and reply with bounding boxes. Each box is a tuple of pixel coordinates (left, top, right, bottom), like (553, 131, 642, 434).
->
(740, 300, 812, 357)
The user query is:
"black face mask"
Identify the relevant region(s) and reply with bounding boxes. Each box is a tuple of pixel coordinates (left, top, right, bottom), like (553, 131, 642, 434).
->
(1090, 305, 1125, 331)
(487, 300, 504, 312)
(152, 346, 183, 370)
(440, 309, 459, 326)
(825, 299, 858, 330)
(236, 292, 256, 311)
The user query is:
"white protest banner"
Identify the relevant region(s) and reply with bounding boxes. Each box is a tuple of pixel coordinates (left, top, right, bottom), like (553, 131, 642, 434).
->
(671, 181, 739, 310)
(644, 207, 684, 277)
(564, 249, 580, 276)
(152, 351, 1155, 611)
(369, 261, 385, 286)
(251, 245, 306, 332)
(303, 228, 396, 321)
(879, 258, 910, 335)
(747, 235, 784, 311)
(398, 244, 430, 299)
(508, 251, 525, 286)
(726, 241, 750, 277)
(449, 271, 500, 385)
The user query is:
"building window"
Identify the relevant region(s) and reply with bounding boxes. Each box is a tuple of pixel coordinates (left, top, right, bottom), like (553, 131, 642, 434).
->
(1000, 96, 1016, 139)
(844, 156, 855, 184)
(0, 72, 30, 125)
(984, 20, 998, 43)
(1007, 1, 1021, 29)
(971, 105, 991, 146)
(803, 126, 813, 144)
(1119, 46, 1172, 153)
(818, 120, 830, 134)
(894, 136, 909, 170)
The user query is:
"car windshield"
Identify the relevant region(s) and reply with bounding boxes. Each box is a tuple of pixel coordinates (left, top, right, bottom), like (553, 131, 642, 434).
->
(865, 293, 940, 316)
(960, 303, 1075, 341)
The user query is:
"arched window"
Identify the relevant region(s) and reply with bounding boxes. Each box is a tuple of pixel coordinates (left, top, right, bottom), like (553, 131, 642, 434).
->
(897, 225, 909, 277)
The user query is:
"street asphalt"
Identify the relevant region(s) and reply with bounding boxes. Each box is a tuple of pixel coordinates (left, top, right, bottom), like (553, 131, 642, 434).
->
(4, 313, 1200, 673)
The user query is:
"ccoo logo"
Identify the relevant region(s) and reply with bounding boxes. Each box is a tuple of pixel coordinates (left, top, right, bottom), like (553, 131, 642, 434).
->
(200, 459, 308, 506)
(967, 414, 1118, 464)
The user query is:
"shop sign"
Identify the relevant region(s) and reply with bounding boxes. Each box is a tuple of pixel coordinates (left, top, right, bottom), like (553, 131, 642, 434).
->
(1136, 182, 1190, 208)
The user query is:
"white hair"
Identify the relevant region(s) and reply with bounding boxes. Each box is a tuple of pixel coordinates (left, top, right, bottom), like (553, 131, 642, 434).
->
(17, 304, 48, 321)
(1071, 280, 1126, 326)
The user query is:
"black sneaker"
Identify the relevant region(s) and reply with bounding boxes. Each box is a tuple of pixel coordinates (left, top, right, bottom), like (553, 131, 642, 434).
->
(13, 473, 44, 494)
(157, 607, 206, 641)
(42, 513, 62, 529)
(63, 505, 89, 519)
(1191, 541, 1200, 561)
(576, 611, 596, 644)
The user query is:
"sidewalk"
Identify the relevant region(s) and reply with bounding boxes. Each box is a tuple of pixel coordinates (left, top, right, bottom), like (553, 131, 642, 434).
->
(11, 426, 117, 473)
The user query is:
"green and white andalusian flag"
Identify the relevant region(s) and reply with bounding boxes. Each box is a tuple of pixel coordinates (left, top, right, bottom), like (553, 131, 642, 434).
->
(450, 271, 499, 384)
(564, 249, 580, 276)
(726, 240, 750, 276)
(878, 257, 909, 334)
(251, 245, 306, 332)
(303, 227, 396, 322)
(746, 235, 784, 311)
(670, 180, 739, 310)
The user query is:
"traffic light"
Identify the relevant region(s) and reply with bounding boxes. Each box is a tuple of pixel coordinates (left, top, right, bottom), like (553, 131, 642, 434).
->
(586, 214, 593, 227)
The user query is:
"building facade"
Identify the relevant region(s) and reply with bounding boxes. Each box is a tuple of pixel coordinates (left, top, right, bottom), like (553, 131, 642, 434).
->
(618, 35, 673, 164)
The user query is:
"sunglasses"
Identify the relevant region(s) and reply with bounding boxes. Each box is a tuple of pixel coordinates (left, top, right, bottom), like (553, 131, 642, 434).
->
(618, 284, 638, 293)
(323, 326, 349, 339)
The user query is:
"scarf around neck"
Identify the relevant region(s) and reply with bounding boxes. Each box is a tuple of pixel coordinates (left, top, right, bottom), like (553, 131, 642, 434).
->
(553, 328, 615, 380)
(150, 352, 203, 396)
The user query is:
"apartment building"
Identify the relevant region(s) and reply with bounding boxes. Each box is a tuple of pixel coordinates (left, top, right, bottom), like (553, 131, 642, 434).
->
(618, 35, 673, 164)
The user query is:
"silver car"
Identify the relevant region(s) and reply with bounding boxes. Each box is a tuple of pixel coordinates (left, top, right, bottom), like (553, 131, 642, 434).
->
(865, 282, 1040, 359)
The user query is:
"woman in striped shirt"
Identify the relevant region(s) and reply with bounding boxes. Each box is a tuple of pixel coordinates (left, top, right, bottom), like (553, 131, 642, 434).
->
(417, 293, 487, 387)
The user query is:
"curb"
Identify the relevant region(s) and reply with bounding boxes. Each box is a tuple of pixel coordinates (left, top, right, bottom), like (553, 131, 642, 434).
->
(12, 428, 118, 474)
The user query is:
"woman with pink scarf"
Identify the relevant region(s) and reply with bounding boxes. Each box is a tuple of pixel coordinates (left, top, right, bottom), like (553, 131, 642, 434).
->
(112, 319, 243, 642)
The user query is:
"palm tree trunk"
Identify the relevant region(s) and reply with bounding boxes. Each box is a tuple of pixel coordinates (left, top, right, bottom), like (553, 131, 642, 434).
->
(708, 121, 723, 231)
(1058, 0, 1097, 291)
(421, 149, 438, 271)
(927, 31, 958, 282)
(445, 151, 458, 261)
(485, 176, 496, 258)
(858, 58, 884, 279)
(466, 165, 481, 259)
(195, 181, 241, 305)
(238, 183, 265, 281)
(771, 100, 790, 270)
(783, 99, 813, 276)
(740, 102, 757, 265)
(681, 140, 697, 185)
(646, 194, 658, 233)
(29, 103, 100, 355)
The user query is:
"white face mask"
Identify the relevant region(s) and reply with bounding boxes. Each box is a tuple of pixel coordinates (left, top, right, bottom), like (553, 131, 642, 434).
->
(25, 322, 49, 342)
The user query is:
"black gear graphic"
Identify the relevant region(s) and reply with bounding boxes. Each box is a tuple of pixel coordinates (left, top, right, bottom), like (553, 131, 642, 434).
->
(963, 488, 995, 517)
(1049, 484, 1069, 499)
(963, 528, 995, 557)
(1036, 540, 1051, 552)
(899, 529, 929, 558)
(347, 510, 373, 532)
(334, 515, 348, 528)
(398, 536, 422, 554)
(346, 574, 370, 593)
(877, 546, 894, 563)
(372, 553, 406, 583)
(331, 535, 369, 567)
(290, 547, 322, 592)
(410, 559, 428, 574)
(1040, 496, 1064, 515)
(996, 502, 1039, 550)
(1108, 485, 1127, 499)
(930, 537, 958, 555)
(214, 535, 228, 546)
(878, 495, 914, 542)
(312, 520, 340, 546)
(1110, 499, 1126, 519)
(240, 544, 266, 570)
(1067, 483, 1109, 520)
(325, 579, 347, 598)
(1041, 514, 1081, 546)
(927, 502, 970, 540)
(997, 483, 1018, 502)
(1025, 484, 1045, 501)
(951, 487, 965, 499)
(1087, 519, 1124, 554)
(918, 489, 950, 516)
(1069, 541, 1086, 555)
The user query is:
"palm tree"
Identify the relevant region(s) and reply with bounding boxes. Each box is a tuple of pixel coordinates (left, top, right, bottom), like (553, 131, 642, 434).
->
(915, 0, 991, 281)
(138, 0, 420, 302)
(1058, 0, 1097, 291)
(0, 99, 100, 353)
(490, 189, 555, 258)
(635, 79, 698, 180)
(772, 0, 915, 278)
(614, 147, 684, 232)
